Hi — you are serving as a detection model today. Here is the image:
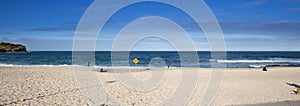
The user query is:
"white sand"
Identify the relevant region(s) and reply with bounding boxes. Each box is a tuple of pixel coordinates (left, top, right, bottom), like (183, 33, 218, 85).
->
(0, 66, 299, 105)
(0, 67, 86, 106)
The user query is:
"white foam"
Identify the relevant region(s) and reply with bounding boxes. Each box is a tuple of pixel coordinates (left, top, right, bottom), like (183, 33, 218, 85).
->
(217, 60, 273, 63)
(0, 64, 83, 67)
(0, 64, 168, 68)
(215, 60, 300, 63)
(209, 59, 217, 62)
(0, 64, 15, 66)
(248, 65, 266, 68)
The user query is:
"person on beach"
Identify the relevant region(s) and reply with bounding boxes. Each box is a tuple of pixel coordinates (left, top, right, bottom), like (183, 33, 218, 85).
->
(263, 66, 267, 71)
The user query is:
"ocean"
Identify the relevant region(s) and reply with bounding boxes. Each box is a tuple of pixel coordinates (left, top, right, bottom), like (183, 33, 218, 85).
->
(1, 51, 300, 68)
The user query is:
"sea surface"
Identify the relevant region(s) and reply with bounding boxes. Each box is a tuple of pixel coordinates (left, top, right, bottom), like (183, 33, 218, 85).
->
(1, 51, 300, 68)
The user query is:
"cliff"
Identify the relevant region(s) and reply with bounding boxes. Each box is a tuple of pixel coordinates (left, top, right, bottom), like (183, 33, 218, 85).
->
(0, 42, 27, 52)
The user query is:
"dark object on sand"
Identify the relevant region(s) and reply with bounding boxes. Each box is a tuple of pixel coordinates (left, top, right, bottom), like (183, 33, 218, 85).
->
(99, 68, 107, 72)
(286, 82, 300, 94)
(263, 67, 267, 71)
(168, 65, 170, 68)
(286, 82, 300, 88)
(100, 104, 108, 106)
(293, 88, 300, 94)
(106, 80, 116, 83)
(87, 62, 90, 67)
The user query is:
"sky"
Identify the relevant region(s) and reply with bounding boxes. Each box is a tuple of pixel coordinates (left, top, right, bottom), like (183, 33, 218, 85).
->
(0, 0, 299, 51)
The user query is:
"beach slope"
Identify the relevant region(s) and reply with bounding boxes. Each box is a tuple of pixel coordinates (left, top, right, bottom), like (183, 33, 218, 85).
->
(0, 66, 299, 105)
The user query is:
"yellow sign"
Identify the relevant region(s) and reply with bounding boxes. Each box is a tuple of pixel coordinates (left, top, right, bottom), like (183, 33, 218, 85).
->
(133, 58, 139, 64)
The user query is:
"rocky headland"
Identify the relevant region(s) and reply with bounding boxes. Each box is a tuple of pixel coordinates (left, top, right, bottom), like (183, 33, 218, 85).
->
(0, 42, 27, 52)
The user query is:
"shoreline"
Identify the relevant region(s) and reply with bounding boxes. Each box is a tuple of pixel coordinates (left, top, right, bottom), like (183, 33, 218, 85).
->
(1, 65, 299, 69)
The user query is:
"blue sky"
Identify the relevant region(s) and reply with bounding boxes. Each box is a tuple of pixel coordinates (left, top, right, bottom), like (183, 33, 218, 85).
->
(0, 0, 299, 51)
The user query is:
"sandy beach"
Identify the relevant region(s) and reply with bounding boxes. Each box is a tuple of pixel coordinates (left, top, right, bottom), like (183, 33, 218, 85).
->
(0, 66, 299, 105)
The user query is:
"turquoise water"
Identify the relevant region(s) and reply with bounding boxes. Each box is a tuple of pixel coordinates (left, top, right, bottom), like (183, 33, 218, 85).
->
(1, 51, 300, 68)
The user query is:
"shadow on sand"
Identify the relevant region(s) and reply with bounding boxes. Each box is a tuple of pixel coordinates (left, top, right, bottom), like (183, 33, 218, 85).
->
(286, 82, 300, 88)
